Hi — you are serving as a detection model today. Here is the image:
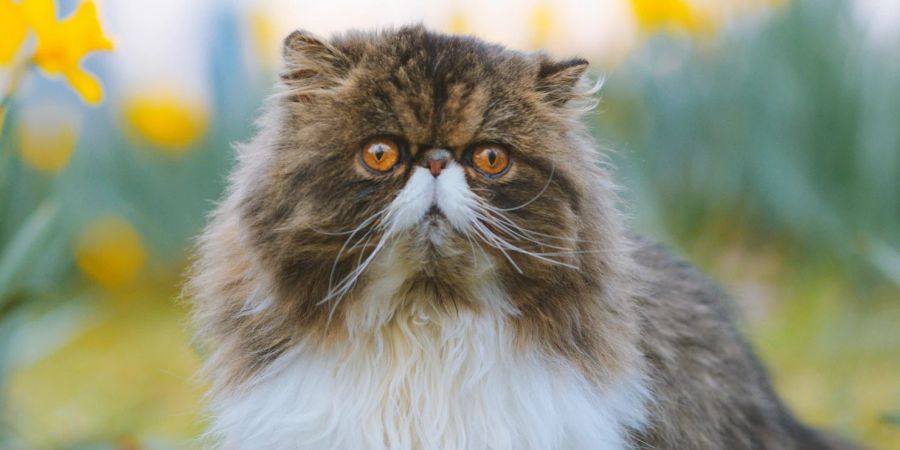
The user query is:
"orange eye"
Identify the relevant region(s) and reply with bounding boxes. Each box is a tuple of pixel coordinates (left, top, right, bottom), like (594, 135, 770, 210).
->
(360, 138, 401, 173)
(471, 144, 511, 177)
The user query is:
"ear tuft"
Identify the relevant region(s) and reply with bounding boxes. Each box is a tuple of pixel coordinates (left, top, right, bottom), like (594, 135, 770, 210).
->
(536, 57, 590, 106)
(280, 30, 350, 99)
(283, 30, 328, 57)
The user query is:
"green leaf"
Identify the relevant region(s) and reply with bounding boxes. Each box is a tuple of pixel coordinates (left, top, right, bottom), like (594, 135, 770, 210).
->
(883, 411, 900, 427)
(0, 199, 59, 305)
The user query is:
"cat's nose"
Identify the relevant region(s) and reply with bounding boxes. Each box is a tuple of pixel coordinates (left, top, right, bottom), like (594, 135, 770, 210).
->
(420, 148, 452, 177)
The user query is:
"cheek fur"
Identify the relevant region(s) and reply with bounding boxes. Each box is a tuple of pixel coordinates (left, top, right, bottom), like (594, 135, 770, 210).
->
(382, 163, 480, 238)
(435, 163, 479, 233)
(383, 167, 434, 235)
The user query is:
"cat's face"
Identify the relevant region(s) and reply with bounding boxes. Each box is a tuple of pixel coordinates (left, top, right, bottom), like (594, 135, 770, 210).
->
(239, 26, 604, 309)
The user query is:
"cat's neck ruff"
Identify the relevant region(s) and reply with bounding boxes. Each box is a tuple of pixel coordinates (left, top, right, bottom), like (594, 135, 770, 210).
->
(209, 249, 650, 450)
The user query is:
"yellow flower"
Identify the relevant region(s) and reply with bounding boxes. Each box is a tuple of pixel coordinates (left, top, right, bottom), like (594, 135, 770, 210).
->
(17, 103, 80, 173)
(123, 92, 209, 154)
(18, 113, 77, 173)
(529, 3, 555, 49)
(8, 288, 204, 446)
(630, 0, 711, 34)
(0, 0, 28, 65)
(447, 10, 470, 35)
(249, 10, 278, 67)
(75, 216, 146, 288)
(21, 0, 113, 104)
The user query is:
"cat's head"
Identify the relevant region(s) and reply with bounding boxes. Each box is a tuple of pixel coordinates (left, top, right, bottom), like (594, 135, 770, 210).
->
(236, 26, 613, 316)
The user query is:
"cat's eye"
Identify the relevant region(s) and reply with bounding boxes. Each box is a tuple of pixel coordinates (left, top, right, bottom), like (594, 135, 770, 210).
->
(360, 138, 401, 173)
(470, 144, 511, 177)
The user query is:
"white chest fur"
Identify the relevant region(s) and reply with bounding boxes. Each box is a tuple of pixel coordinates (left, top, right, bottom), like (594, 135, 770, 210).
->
(209, 303, 648, 450)
(211, 235, 647, 449)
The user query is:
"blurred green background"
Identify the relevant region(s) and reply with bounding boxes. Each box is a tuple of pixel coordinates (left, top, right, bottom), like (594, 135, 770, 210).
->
(0, 0, 898, 448)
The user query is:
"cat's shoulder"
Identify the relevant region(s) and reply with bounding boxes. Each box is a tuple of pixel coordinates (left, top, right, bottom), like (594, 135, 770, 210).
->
(630, 235, 736, 323)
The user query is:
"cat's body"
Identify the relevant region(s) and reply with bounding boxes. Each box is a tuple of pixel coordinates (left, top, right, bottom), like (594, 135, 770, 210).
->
(188, 26, 848, 449)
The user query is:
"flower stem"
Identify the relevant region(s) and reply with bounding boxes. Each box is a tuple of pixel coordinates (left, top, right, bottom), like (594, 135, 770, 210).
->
(0, 61, 33, 110)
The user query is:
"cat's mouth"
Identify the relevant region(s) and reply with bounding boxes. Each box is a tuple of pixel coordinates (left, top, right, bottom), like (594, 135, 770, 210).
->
(420, 206, 452, 245)
(425, 205, 444, 219)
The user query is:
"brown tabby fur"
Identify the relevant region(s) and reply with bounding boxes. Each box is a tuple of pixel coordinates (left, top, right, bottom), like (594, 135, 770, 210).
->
(187, 25, 856, 449)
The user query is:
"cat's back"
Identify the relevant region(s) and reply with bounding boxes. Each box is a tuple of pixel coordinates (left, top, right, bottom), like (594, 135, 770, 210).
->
(629, 237, 849, 450)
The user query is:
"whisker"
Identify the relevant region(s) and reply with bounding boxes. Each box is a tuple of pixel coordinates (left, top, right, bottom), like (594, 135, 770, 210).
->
(320, 215, 402, 323)
(320, 231, 390, 316)
(474, 201, 582, 250)
(474, 211, 575, 252)
(468, 204, 584, 271)
(461, 229, 479, 268)
(475, 222, 579, 270)
(471, 222, 523, 274)
(324, 210, 385, 298)
(309, 210, 385, 236)
(327, 221, 368, 294)
(354, 232, 376, 267)
(465, 227, 494, 270)
(475, 200, 608, 245)
(493, 164, 556, 212)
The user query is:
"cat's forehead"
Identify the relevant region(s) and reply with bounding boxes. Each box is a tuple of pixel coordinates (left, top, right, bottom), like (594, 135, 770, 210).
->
(335, 29, 539, 149)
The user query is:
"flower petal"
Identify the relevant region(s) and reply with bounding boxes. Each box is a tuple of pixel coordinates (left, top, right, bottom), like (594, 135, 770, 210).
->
(68, 1, 114, 51)
(630, 0, 711, 34)
(20, 0, 57, 36)
(0, 0, 28, 65)
(63, 68, 104, 105)
(75, 216, 146, 287)
(25, 0, 113, 104)
(18, 114, 78, 173)
(123, 92, 210, 152)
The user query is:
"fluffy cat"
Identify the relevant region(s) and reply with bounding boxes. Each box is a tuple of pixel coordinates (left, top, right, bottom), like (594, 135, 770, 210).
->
(187, 26, 851, 449)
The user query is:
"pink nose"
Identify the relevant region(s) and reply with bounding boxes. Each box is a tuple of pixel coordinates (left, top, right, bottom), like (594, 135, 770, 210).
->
(421, 148, 452, 177)
(429, 159, 447, 177)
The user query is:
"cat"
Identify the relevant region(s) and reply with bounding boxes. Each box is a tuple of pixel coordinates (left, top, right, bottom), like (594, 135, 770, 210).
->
(187, 25, 854, 450)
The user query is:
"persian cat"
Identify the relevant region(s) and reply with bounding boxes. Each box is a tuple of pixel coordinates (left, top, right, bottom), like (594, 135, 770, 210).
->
(188, 26, 851, 449)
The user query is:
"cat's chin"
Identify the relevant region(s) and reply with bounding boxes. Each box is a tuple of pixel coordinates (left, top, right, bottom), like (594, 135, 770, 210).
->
(406, 211, 473, 263)
(419, 211, 453, 247)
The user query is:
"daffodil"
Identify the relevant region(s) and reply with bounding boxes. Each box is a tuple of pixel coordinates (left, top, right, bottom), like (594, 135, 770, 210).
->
(18, 115, 77, 173)
(447, 10, 470, 35)
(123, 92, 209, 154)
(21, 0, 113, 104)
(0, 0, 28, 65)
(249, 10, 279, 67)
(529, 3, 555, 48)
(630, 0, 711, 34)
(75, 216, 146, 287)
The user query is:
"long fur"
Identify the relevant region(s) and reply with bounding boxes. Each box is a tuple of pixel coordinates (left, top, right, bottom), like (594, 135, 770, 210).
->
(210, 268, 649, 450)
(187, 25, 850, 450)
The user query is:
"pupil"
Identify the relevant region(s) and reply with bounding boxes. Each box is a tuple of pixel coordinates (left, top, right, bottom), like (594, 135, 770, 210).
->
(374, 147, 384, 161)
(487, 150, 497, 166)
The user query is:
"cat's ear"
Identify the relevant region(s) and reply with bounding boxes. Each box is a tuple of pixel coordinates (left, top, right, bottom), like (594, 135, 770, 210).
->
(280, 30, 351, 98)
(535, 57, 590, 107)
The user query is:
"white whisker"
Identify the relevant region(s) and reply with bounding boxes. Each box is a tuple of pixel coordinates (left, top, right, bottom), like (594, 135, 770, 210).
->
(474, 221, 579, 270)
(474, 211, 575, 253)
(320, 230, 392, 322)
(327, 213, 381, 294)
(471, 221, 523, 274)
(320, 209, 391, 311)
(493, 164, 556, 212)
(310, 210, 385, 236)
(467, 199, 584, 271)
